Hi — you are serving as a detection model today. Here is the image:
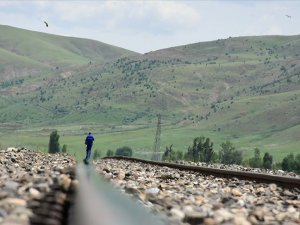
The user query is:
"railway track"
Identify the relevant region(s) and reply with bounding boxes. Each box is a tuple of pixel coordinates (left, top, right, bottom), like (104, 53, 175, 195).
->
(94, 157, 300, 225)
(103, 156, 300, 188)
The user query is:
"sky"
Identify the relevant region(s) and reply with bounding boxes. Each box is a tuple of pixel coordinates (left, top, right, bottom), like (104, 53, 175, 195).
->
(0, 0, 300, 53)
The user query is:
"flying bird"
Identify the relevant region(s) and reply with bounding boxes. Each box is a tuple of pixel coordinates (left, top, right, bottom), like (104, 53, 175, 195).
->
(44, 21, 48, 27)
(285, 15, 291, 19)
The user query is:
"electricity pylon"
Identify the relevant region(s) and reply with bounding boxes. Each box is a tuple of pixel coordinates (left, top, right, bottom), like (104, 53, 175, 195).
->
(152, 114, 161, 161)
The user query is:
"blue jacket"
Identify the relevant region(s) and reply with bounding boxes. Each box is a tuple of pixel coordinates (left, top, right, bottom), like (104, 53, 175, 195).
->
(85, 134, 95, 149)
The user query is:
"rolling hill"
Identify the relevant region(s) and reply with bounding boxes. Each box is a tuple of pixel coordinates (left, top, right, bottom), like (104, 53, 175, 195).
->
(0, 25, 139, 81)
(1, 25, 300, 160)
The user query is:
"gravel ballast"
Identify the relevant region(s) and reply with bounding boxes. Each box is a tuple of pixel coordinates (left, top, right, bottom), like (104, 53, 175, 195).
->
(0, 147, 76, 225)
(94, 158, 300, 225)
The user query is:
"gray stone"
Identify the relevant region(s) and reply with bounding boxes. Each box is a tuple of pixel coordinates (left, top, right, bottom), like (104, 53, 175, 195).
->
(283, 190, 294, 196)
(29, 188, 41, 199)
(0, 208, 7, 217)
(145, 187, 160, 195)
(170, 208, 185, 220)
(4, 181, 19, 191)
(0, 147, 76, 224)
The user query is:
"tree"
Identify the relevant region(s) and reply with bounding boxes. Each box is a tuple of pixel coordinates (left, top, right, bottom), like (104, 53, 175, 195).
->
(282, 153, 296, 172)
(191, 137, 204, 162)
(48, 130, 60, 153)
(189, 137, 203, 162)
(184, 146, 194, 161)
(62, 144, 67, 153)
(281, 153, 300, 174)
(219, 141, 242, 165)
(162, 145, 173, 161)
(210, 152, 219, 163)
(162, 145, 183, 162)
(249, 148, 262, 168)
(106, 149, 114, 157)
(201, 138, 214, 163)
(295, 154, 300, 174)
(175, 151, 183, 161)
(262, 152, 273, 169)
(115, 146, 132, 157)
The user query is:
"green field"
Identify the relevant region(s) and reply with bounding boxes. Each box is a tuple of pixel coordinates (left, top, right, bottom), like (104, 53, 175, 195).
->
(1, 122, 299, 163)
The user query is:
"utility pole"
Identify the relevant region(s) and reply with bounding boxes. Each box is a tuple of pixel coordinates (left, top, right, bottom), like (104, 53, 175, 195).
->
(152, 114, 161, 161)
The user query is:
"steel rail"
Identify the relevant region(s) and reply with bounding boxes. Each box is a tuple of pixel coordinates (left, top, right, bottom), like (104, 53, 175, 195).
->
(104, 156, 300, 188)
(68, 164, 166, 225)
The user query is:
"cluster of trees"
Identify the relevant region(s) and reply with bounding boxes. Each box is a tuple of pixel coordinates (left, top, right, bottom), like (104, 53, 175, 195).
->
(162, 138, 238, 165)
(162, 136, 299, 174)
(162, 137, 244, 165)
(1, 78, 24, 88)
(184, 137, 215, 163)
(248, 149, 300, 173)
(248, 148, 273, 169)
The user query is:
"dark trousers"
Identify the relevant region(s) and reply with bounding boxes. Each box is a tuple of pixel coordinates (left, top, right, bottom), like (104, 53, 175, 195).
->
(85, 146, 92, 161)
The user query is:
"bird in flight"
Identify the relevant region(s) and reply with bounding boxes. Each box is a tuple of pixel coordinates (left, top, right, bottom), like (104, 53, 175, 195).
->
(44, 21, 48, 27)
(285, 15, 291, 19)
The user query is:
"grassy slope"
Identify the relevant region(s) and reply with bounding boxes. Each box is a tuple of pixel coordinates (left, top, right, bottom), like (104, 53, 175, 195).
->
(0, 25, 139, 80)
(1, 29, 300, 161)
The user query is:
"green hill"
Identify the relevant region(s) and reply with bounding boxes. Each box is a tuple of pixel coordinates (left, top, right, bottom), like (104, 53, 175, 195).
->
(0, 25, 139, 81)
(1, 25, 300, 161)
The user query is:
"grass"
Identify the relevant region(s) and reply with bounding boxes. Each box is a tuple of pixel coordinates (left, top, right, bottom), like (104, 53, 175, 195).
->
(1, 122, 299, 163)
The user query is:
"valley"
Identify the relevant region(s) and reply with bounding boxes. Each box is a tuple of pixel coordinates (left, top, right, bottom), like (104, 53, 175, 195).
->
(1, 25, 300, 161)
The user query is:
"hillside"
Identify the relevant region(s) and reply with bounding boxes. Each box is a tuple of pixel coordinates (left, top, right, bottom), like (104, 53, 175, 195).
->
(0, 25, 139, 81)
(1, 26, 300, 160)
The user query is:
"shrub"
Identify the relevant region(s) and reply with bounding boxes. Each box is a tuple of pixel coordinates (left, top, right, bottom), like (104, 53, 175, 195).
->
(62, 144, 67, 153)
(93, 149, 101, 159)
(249, 148, 262, 168)
(175, 151, 183, 161)
(281, 153, 300, 173)
(106, 149, 114, 157)
(115, 146, 132, 157)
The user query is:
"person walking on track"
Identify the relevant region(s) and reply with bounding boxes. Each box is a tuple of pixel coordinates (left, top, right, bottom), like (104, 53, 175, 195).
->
(84, 132, 95, 164)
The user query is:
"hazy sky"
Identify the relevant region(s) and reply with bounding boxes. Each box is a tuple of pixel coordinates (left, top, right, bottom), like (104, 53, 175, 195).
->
(1, 1, 300, 53)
